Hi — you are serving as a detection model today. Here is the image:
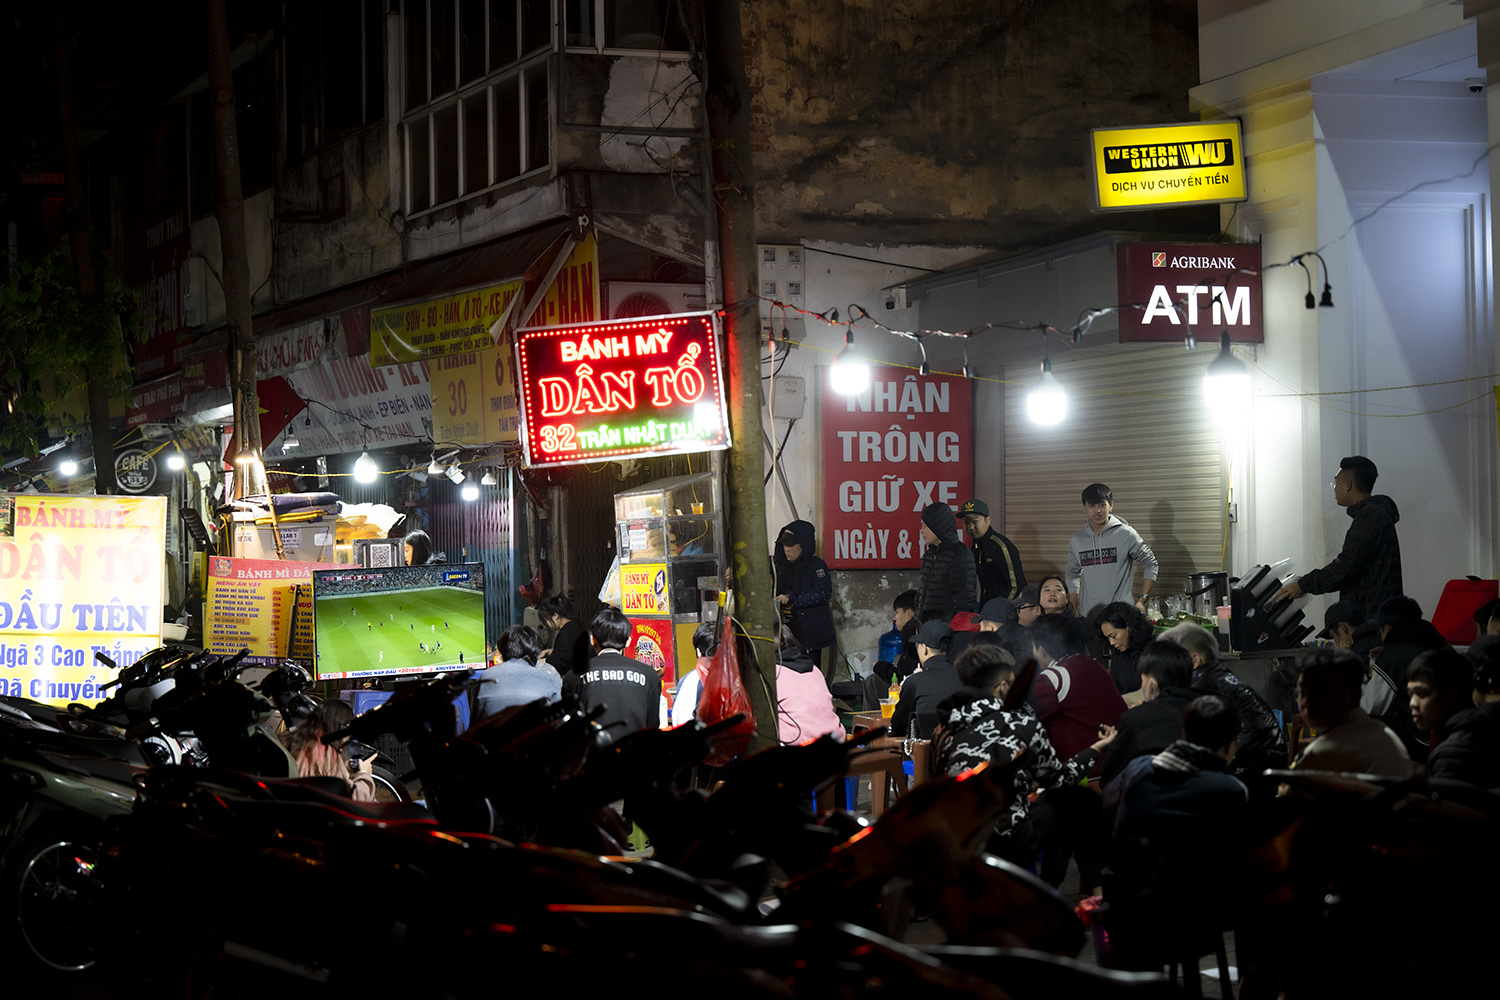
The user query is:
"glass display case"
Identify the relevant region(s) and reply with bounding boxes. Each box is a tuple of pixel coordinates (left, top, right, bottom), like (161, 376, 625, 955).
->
(614, 472, 724, 621)
(612, 473, 727, 685)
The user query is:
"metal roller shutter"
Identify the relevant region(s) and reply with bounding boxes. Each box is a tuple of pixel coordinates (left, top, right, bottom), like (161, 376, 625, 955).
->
(1003, 344, 1226, 607)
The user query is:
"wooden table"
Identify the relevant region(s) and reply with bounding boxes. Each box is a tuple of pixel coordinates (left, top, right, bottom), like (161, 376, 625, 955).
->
(847, 711, 913, 816)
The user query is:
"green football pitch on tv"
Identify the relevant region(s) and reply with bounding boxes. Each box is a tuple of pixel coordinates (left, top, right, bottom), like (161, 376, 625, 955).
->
(315, 587, 484, 679)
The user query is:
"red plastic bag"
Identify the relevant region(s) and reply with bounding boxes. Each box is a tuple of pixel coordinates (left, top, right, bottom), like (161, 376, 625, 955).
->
(697, 611, 756, 766)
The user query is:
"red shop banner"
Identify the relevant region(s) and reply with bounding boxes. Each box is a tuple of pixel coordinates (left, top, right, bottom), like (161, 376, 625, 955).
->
(515, 312, 730, 469)
(820, 366, 973, 570)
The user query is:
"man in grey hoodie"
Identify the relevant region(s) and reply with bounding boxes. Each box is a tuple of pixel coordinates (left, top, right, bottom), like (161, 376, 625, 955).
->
(1066, 483, 1158, 618)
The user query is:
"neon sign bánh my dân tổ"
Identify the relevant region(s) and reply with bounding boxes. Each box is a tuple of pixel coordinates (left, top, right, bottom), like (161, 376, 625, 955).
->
(515, 312, 730, 468)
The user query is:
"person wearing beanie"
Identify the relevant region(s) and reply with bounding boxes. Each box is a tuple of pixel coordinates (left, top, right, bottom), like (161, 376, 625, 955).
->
(960, 498, 1027, 604)
(917, 502, 978, 620)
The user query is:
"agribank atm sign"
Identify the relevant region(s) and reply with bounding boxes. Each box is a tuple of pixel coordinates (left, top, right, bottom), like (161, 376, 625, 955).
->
(1117, 242, 1263, 344)
(1090, 120, 1247, 211)
(515, 312, 730, 468)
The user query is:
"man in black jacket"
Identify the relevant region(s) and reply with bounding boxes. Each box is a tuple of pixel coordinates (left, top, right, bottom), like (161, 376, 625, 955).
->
(917, 502, 977, 619)
(1275, 455, 1402, 619)
(1100, 640, 1199, 786)
(960, 498, 1026, 604)
(774, 520, 836, 675)
(890, 620, 961, 740)
(578, 607, 660, 742)
(1158, 621, 1288, 779)
(1366, 596, 1447, 761)
(1409, 647, 1500, 786)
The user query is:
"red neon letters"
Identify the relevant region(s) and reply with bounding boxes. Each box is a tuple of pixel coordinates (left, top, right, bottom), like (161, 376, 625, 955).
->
(516, 313, 729, 468)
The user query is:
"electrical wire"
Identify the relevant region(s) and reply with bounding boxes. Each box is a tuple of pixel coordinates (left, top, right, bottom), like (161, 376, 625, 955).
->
(763, 418, 796, 486)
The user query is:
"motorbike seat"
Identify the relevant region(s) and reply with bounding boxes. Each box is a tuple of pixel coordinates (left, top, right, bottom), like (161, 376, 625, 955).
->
(35, 747, 147, 786)
(249, 775, 435, 823)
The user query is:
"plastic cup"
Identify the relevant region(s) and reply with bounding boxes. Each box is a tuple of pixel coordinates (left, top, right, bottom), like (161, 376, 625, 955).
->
(880, 698, 896, 718)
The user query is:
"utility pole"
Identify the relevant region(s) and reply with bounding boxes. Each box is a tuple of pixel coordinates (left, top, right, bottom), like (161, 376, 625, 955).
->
(204, 0, 264, 499)
(703, 1, 776, 750)
(52, 2, 118, 495)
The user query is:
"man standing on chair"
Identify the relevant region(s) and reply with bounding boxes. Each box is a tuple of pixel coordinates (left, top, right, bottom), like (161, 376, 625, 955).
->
(1275, 455, 1402, 620)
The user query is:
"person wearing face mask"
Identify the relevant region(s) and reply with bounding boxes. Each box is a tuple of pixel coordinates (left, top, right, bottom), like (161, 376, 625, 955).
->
(774, 520, 835, 676)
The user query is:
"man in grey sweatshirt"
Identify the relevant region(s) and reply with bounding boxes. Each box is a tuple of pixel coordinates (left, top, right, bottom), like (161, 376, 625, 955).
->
(1066, 483, 1159, 618)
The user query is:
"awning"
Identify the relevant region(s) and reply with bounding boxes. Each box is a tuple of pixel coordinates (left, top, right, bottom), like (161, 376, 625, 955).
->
(376, 220, 571, 305)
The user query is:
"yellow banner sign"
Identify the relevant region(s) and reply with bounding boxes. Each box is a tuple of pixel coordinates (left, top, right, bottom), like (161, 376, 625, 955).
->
(0, 494, 166, 705)
(620, 562, 670, 616)
(431, 346, 519, 446)
(1090, 120, 1247, 211)
(371, 280, 523, 366)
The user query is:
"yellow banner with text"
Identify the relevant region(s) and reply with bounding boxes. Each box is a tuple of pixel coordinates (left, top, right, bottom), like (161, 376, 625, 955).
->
(0, 494, 166, 705)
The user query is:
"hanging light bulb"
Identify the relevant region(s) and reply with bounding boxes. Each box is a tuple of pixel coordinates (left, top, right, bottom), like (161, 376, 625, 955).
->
(234, 445, 258, 465)
(428, 454, 445, 476)
(354, 449, 379, 483)
(461, 483, 479, 501)
(1026, 356, 1068, 426)
(1203, 330, 1251, 407)
(480, 469, 498, 486)
(829, 327, 870, 396)
(283, 429, 299, 450)
(167, 452, 186, 471)
(58, 458, 79, 477)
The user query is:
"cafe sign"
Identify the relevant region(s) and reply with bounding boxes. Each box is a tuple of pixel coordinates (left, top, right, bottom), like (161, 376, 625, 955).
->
(515, 312, 729, 468)
(1090, 120, 1247, 212)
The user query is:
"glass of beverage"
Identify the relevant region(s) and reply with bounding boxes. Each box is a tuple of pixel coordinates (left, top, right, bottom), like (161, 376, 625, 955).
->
(880, 698, 896, 718)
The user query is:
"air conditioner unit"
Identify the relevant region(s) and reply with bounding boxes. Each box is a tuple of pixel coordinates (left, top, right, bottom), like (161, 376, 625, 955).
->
(605, 282, 707, 319)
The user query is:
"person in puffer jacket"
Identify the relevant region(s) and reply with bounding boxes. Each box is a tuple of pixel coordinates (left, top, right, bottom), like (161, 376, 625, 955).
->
(917, 502, 977, 619)
(774, 520, 836, 674)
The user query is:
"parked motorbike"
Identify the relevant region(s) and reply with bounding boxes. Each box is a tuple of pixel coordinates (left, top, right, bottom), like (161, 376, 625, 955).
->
(0, 701, 144, 978)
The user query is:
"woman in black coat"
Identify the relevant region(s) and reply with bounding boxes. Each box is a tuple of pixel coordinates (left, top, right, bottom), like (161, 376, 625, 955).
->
(1091, 601, 1154, 696)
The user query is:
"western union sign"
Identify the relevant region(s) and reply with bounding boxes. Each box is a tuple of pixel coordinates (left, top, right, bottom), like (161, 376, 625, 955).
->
(1090, 120, 1247, 212)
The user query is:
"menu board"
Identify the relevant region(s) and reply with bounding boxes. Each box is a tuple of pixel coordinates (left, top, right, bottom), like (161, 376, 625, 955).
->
(206, 557, 341, 663)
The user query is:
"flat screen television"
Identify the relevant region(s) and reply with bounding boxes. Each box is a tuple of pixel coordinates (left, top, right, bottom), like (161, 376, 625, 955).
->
(312, 563, 487, 680)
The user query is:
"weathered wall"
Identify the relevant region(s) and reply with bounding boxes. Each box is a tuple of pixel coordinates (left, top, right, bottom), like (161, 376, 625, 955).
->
(275, 124, 405, 301)
(746, 0, 1202, 248)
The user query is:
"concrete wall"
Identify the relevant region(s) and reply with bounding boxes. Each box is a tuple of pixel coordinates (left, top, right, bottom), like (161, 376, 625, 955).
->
(1192, 1, 1495, 621)
(1313, 72, 1496, 608)
(275, 124, 405, 302)
(745, 0, 1203, 248)
(759, 241, 986, 677)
